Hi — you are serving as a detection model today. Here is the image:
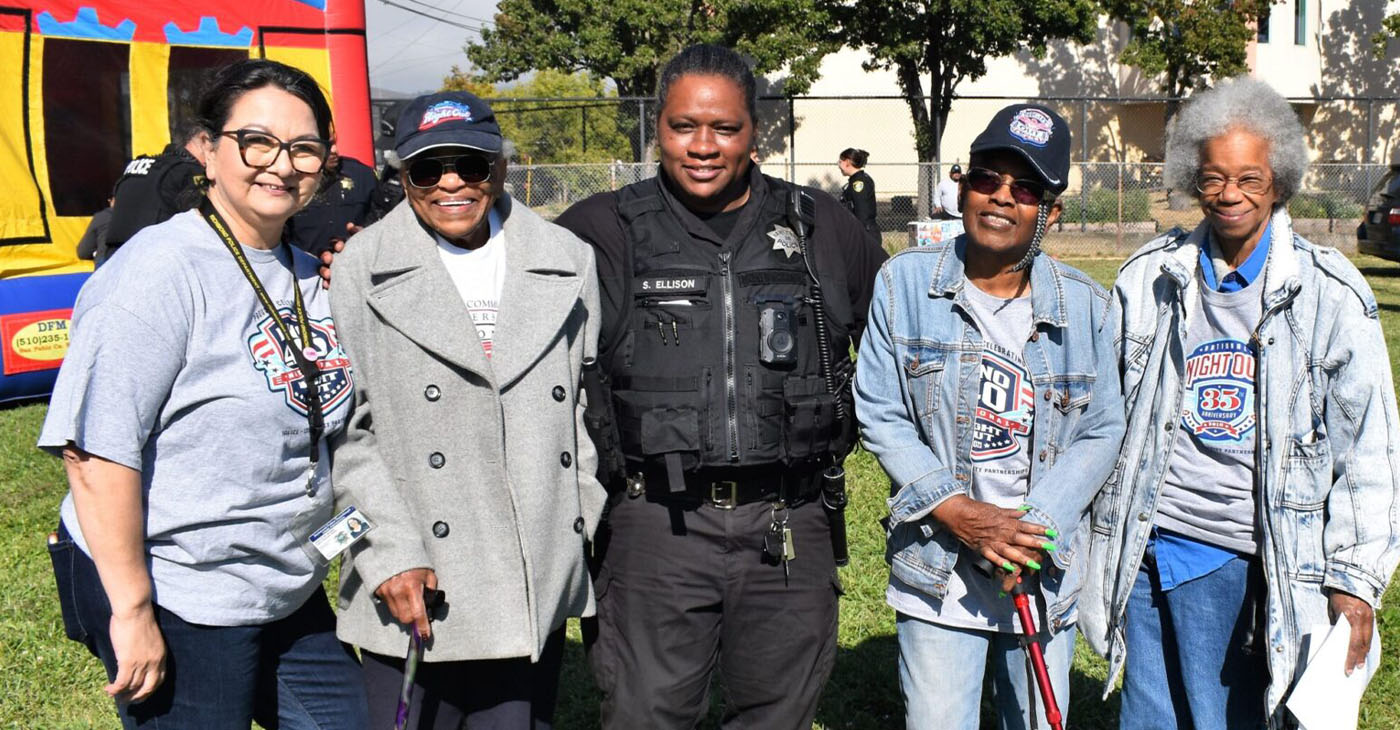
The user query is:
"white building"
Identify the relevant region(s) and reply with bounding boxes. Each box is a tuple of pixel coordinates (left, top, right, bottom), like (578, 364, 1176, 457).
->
(770, 0, 1399, 197)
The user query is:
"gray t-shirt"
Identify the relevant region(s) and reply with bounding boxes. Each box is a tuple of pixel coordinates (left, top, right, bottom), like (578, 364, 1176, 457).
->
(39, 210, 354, 626)
(1156, 266, 1264, 555)
(887, 279, 1034, 632)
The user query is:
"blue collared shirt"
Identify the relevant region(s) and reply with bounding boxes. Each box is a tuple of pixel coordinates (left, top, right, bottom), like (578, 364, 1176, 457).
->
(1200, 221, 1272, 292)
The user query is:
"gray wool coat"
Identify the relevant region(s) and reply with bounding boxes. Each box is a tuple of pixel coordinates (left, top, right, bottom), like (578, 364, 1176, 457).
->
(328, 195, 606, 662)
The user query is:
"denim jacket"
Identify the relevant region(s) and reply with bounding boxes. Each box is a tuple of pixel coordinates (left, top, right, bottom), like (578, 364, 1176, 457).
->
(854, 238, 1126, 632)
(1080, 208, 1400, 721)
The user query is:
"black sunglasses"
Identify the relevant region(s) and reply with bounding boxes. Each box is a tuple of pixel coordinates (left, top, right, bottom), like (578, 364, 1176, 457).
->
(964, 167, 1048, 206)
(406, 153, 495, 188)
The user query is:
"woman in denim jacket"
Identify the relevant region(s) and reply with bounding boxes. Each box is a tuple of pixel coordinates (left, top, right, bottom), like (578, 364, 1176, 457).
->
(854, 105, 1125, 729)
(1080, 77, 1400, 729)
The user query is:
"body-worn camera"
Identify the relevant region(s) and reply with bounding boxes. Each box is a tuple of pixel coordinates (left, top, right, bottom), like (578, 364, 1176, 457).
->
(758, 300, 798, 366)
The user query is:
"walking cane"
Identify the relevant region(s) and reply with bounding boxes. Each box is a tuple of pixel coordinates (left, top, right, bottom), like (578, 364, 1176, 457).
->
(973, 559, 1064, 730)
(394, 587, 447, 730)
(1007, 573, 1063, 730)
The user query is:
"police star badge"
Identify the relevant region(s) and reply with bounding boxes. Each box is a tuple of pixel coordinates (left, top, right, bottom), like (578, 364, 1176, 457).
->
(769, 224, 800, 259)
(340, 177, 355, 191)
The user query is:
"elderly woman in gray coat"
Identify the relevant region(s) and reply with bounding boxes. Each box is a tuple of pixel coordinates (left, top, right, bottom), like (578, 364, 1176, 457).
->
(329, 91, 606, 729)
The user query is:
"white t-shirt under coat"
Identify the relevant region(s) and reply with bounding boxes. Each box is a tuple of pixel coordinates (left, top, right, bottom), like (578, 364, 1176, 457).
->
(436, 209, 505, 358)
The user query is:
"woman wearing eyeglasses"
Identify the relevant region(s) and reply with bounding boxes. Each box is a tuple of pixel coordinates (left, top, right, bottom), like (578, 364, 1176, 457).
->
(853, 104, 1125, 729)
(1080, 77, 1400, 730)
(39, 59, 369, 727)
(327, 91, 605, 729)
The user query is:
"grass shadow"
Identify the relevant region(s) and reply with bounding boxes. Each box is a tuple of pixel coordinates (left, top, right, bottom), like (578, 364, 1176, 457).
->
(815, 633, 902, 729)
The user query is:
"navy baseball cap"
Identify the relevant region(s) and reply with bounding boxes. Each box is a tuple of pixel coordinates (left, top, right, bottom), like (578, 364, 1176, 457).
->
(969, 104, 1071, 196)
(394, 91, 502, 160)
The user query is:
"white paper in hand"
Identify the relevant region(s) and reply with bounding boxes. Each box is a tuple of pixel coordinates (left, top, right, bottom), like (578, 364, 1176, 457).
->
(1285, 614, 1381, 730)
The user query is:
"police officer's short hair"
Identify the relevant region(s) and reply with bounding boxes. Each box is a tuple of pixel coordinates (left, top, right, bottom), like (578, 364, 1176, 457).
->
(172, 119, 206, 148)
(196, 59, 334, 144)
(657, 44, 757, 122)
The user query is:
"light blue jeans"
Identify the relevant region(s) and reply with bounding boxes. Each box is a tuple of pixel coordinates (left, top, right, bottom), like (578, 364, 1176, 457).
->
(1121, 543, 1268, 730)
(896, 612, 1074, 730)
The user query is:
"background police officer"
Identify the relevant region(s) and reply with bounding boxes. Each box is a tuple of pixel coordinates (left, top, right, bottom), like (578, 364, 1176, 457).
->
(285, 138, 377, 257)
(557, 45, 886, 730)
(103, 122, 207, 264)
(838, 147, 878, 237)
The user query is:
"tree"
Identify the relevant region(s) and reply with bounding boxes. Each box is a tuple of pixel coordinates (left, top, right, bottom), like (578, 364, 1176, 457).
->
(1100, 0, 1272, 120)
(465, 0, 839, 160)
(1375, 13, 1400, 56)
(834, 0, 1098, 165)
(442, 68, 632, 164)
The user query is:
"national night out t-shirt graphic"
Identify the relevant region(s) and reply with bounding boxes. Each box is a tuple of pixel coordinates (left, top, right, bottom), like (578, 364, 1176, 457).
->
(1180, 339, 1256, 443)
(971, 345, 1035, 462)
(247, 309, 353, 418)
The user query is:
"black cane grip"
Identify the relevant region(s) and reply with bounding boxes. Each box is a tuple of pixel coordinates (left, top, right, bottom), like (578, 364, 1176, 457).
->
(423, 587, 446, 613)
(971, 556, 998, 580)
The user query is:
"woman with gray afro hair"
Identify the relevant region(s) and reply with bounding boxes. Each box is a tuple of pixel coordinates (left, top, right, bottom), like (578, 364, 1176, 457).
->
(1164, 76, 1308, 203)
(1083, 74, 1400, 730)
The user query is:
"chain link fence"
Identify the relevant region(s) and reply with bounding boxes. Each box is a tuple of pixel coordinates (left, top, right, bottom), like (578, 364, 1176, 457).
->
(502, 160, 1390, 257)
(382, 94, 1399, 257)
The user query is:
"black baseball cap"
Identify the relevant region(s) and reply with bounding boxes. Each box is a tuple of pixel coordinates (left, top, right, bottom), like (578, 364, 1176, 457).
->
(394, 91, 502, 160)
(949, 164, 962, 174)
(969, 104, 1071, 196)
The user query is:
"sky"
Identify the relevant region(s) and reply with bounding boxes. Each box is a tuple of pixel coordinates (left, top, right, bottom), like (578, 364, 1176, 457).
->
(364, 0, 499, 97)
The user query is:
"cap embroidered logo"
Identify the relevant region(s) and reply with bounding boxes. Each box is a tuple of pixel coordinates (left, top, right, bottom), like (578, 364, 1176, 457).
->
(419, 101, 474, 131)
(1008, 108, 1053, 148)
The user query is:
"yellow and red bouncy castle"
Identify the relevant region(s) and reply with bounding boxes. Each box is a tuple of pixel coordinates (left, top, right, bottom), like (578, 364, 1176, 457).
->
(0, 0, 370, 401)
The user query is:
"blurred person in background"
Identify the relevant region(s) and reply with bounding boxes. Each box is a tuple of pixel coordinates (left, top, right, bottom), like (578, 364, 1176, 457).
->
(935, 164, 962, 220)
(839, 147, 879, 237)
(285, 135, 377, 257)
(103, 121, 208, 264)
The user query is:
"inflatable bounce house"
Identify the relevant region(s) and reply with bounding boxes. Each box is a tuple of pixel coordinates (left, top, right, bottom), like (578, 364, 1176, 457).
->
(0, 0, 370, 402)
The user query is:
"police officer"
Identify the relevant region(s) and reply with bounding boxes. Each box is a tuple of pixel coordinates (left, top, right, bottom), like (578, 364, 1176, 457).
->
(838, 147, 878, 236)
(103, 122, 207, 263)
(556, 45, 886, 729)
(285, 139, 377, 256)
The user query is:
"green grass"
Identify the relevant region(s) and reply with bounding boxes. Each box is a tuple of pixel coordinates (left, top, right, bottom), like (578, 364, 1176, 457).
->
(5, 255, 1400, 728)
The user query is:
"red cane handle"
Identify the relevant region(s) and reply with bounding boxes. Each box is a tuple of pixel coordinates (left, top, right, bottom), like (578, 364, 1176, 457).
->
(1014, 593, 1064, 730)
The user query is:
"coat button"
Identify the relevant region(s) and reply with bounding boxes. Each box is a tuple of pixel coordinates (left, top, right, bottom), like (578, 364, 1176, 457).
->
(424, 385, 441, 401)
(1138, 512, 1150, 522)
(1164, 422, 1174, 432)
(1030, 331, 1040, 342)
(432, 521, 450, 538)
(1038, 450, 1047, 462)
(560, 451, 573, 468)
(1044, 391, 1052, 401)
(552, 385, 566, 402)
(573, 517, 585, 534)
(429, 452, 445, 469)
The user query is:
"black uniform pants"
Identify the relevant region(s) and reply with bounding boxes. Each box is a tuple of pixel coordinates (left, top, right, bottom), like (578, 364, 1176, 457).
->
(588, 489, 840, 729)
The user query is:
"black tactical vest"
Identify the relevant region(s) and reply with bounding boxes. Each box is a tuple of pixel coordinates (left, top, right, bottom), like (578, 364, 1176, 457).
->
(608, 174, 855, 471)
